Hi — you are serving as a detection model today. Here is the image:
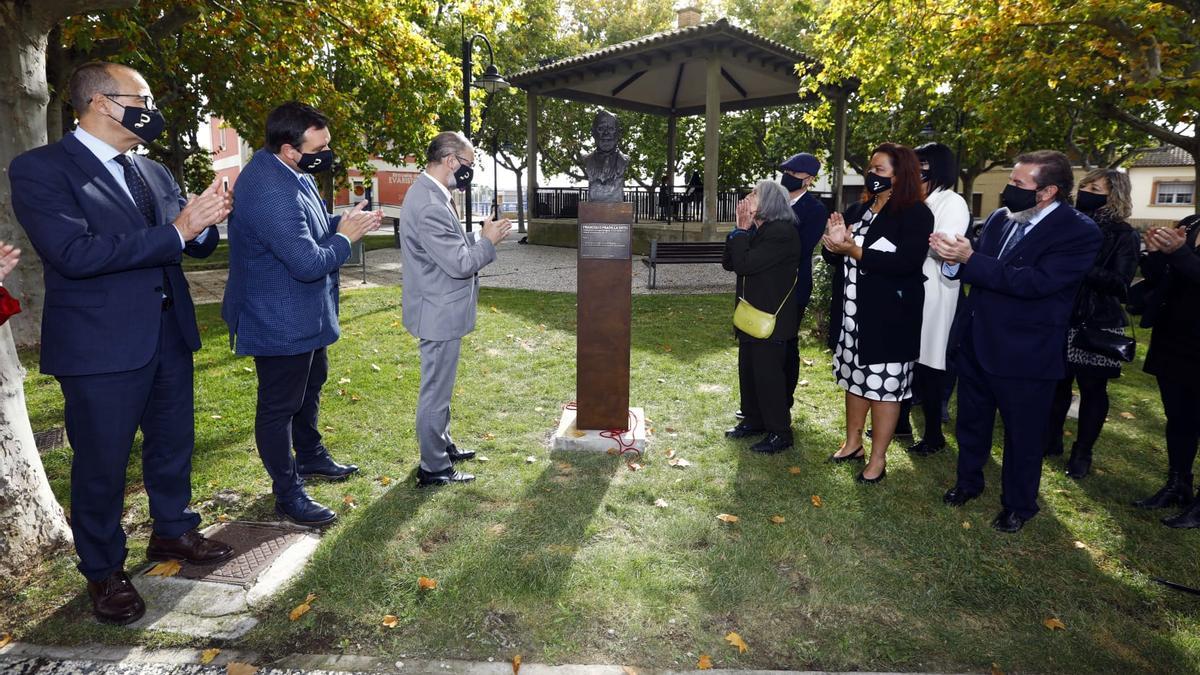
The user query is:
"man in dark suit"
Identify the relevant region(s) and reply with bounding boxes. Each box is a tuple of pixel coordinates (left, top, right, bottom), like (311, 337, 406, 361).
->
(779, 153, 829, 408)
(931, 150, 1101, 532)
(222, 102, 381, 526)
(9, 62, 234, 624)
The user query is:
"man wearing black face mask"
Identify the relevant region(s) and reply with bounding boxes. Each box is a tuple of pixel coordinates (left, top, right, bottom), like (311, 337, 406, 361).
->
(930, 150, 1101, 533)
(779, 153, 829, 410)
(9, 61, 234, 625)
(222, 102, 382, 527)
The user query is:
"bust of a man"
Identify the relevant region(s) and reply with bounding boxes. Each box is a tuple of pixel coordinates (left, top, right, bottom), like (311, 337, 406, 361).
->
(583, 110, 628, 203)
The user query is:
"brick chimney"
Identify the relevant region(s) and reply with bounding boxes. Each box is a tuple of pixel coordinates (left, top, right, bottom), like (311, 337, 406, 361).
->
(677, 6, 702, 28)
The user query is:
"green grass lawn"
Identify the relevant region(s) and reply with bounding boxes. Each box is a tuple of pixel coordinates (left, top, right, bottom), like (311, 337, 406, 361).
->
(182, 236, 398, 271)
(4, 287, 1200, 673)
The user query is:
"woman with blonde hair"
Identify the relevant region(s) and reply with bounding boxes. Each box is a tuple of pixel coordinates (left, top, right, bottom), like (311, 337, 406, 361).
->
(1044, 168, 1140, 478)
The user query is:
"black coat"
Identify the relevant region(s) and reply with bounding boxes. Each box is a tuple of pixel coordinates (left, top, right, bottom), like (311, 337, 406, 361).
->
(723, 218, 803, 342)
(1141, 220, 1200, 381)
(823, 199, 934, 363)
(1071, 212, 1140, 328)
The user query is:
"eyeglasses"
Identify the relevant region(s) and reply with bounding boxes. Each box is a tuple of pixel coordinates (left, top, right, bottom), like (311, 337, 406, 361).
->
(454, 154, 476, 169)
(104, 93, 157, 110)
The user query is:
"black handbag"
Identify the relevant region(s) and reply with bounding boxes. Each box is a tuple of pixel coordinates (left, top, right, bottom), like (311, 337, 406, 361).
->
(1071, 325, 1136, 362)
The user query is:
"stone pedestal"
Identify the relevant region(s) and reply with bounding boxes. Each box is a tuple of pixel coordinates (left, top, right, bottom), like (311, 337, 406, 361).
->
(551, 406, 647, 453)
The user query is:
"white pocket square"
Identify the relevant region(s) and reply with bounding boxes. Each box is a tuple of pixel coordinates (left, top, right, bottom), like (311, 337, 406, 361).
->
(868, 236, 897, 253)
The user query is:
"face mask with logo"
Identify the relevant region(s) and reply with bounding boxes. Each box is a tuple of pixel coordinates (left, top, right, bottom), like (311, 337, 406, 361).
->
(1075, 190, 1107, 213)
(781, 174, 807, 192)
(297, 149, 334, 174)
(1001, 183, 1041, 213)
(865, 172, 892, 195)
(453, 163, 474, 192)
(106, 98, 165, 143)
(920, 169, 931, 183)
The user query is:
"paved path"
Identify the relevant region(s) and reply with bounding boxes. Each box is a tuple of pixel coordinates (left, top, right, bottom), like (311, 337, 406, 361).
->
(186, 237, 734, 306)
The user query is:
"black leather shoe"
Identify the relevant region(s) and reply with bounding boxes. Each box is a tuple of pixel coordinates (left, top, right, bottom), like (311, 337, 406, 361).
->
(296, 452, 359, 482)
(1134, 471, 1193, 509)
(147, 530, 235, 565)
(943, 485, 982, 506)
(446, 444, 476, 463)
(725, 423, 766, 439)
(856, 467, 886, 484)
(734, 409, 745, 420)
(1065, 456, 1092, 480)
(417, 467, 475, 487)
(991, 509, 1030, 533)
(907, 439, 945, 456)
(275, 492, 338, 527)
(87, 570, 145, 625)
(1162, 501, 1200, 528)
(828, 445, 865, 463)
(750, 433, 793, 454)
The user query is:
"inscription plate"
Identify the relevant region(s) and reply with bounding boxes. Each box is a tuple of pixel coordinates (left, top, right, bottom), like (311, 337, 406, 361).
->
(579, 222, 631, 260)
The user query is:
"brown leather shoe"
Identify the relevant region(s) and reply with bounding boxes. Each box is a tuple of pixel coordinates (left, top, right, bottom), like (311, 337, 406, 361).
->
(146, 530, 235, 565)
(87, 570, 146, 625)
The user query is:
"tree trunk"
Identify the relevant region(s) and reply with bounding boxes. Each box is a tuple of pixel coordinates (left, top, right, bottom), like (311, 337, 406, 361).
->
(960, 171, 978, 218)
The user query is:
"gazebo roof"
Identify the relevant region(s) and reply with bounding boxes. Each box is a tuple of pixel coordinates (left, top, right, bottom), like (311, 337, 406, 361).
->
(509, 18, 816, 117)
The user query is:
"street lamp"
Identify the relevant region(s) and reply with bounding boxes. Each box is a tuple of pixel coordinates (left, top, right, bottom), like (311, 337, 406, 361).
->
(463, 31, 509, 230)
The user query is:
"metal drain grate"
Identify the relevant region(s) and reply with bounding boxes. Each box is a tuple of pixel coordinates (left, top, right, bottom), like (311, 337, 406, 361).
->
(169, 521, 305, 587)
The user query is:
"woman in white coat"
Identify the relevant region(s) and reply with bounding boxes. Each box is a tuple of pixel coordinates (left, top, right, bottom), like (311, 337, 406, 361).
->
(904, 143, 972, 455)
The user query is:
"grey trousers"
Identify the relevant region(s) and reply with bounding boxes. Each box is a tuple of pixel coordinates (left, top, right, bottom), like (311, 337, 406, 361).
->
(417, 338, 461, 472)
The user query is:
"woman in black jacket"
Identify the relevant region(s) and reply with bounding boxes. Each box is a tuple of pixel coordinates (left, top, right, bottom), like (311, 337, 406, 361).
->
(822, 143, 934, 483)
(1132, 214, 1200, 527)
(723, 179, 802, 454)
(1044, 169, 1140, 479)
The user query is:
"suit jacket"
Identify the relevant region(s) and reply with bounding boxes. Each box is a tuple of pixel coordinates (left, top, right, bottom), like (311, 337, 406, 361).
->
(1140, 221, 1200, 380)
(8, 133, 218, 377)
(790, 190, 829, 313)
(823, 199, 933, 363)
(723, 218, 802, 342)
(400, 173, 496, 341)
(222, 149, 350, 356)
(948, 204, 1102, 380)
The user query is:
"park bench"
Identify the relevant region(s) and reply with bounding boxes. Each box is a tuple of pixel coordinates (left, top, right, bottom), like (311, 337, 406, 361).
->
(642, 239, 726, 289)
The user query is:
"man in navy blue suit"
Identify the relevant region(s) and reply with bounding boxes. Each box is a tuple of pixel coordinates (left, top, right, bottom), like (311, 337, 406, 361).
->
(779, 153, 829, 408)
(222, 103, 381, 527)
(9, 62, 235, 624)
(931, 150, 1101, 532)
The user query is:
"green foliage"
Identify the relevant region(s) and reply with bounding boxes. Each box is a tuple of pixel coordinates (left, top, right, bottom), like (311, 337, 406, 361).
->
(182, 149, 215, 195)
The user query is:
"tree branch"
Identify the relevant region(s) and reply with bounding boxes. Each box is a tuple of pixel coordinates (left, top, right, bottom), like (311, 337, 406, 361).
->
(1099, 102, 1198, 152)
(36, 0, 137, 28)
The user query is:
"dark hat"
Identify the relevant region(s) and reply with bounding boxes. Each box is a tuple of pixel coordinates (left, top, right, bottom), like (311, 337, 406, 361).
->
(779, 152, 820, 176)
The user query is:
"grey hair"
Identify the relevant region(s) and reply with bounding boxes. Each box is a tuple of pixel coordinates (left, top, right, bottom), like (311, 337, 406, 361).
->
(425, 131, 472, 164)
(68, 62, 121, 114)
(753, 179, 797, 225)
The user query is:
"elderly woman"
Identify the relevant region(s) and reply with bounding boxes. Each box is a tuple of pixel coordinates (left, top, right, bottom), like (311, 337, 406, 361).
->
(1044, 168, 1140, 479)
(723, 180, 802, 454)
(823, 143, 934, 483)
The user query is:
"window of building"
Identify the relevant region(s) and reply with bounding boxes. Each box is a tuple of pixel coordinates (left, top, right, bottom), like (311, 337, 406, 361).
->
(1155, 181, 1195, 205)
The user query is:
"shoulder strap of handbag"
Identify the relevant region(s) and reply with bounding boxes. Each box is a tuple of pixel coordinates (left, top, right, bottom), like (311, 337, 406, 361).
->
(743, 276, 798, 317)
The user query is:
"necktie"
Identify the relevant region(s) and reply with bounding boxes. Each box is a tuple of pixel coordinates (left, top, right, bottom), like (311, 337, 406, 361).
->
(999, 220, 1031, 259)
(114, 155, 173, 302)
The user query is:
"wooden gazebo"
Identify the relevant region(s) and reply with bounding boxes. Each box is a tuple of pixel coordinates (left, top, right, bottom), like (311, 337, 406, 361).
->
(510, 17, 854, 235)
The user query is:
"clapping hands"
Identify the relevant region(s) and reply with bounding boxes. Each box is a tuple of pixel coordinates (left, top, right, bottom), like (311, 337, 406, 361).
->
(1145, 226, 1187, 254)
(336, 200, 384, 243)
(175, 178, 233, 241)
(822, 212, 853, 254)
(929, 232, 974, 263)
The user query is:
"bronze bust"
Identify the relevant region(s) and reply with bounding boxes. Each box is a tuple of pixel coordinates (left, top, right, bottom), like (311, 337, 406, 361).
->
(583, 110, 628, 203)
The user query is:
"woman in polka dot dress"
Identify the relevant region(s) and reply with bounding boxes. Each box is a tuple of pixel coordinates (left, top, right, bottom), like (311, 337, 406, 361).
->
(821, 143, 934, 483)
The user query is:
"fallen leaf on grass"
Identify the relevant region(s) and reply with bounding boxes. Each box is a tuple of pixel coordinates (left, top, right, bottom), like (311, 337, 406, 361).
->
(810, 495, 823, 508)
(788, 466, 802, 475)
(379, 476, 392, 486)
(478, 456, 490, 462)
(798, 379, 810, 387)
(991, 664, 1004, 675)
(1064, 430, 1074, 437)
(661, 344, 673, 352)
(716, 513, 739, 523)
(350, 394, 362, 403)
(725, 632, 749, 653)
(342, 495, 357, 509)
(512, 654, 522, 674)
(227, 664, 258, 675)
(201, 648, 220, 664)
(697, 655, 713, 670)
(571, 430, 586, 438)
(654, 498, 669, 508)
(668, 458, 691, 468)
(242, 366, 253, 373)
(1043, 617, 1066, 631)
(487, 523, 507, 536)
(210, 414, 223, 420)
(526, 456, 537, 463)
(665, 449, 676, 459)
(289, 593, 317, 621)
(324, 425, 335, 432)
(484, 433, 496, 441)
(628, 462, 643, 471)
(802, 358, 814, 367)
(216, 514, 231, 523)
(1073, 540, 1088, 550)
(490, 305, 499, 313)
(418, 576, 438, 591)
(1119, 412, 1135, 419)
(382, 615, 399, 628)
(769, 515, 786, 524)
(0, 633, 10, 649)
(962, 521, 971, 529)
(370, 363, 381, 372)
(146, 560, 182, 577)
(338, 377, 351, 385)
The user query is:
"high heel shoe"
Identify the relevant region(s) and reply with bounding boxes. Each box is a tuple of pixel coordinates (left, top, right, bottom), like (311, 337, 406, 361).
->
(829, 446, 865, 463)
(856, 467, 886, 484)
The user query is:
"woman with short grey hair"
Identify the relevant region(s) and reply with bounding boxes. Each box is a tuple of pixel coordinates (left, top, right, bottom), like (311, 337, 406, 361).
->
(722, 180, 802, 454)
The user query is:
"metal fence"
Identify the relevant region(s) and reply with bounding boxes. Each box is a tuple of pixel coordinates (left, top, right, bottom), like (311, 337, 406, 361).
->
(533, 185, 840, 224)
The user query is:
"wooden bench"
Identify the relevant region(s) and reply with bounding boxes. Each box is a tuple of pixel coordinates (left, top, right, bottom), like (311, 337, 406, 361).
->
(642, 240, 726, 289)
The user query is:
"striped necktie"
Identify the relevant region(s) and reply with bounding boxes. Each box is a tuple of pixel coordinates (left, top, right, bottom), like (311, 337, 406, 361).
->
(999, 220, 1031, 259)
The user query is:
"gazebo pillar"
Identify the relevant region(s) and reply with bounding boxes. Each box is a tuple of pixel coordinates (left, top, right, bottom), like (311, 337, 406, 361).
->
(526, 91, 539, 222)
(702, 54, 721, 238)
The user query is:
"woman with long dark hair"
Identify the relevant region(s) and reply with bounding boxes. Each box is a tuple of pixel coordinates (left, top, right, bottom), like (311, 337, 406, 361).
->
(823, 143, 934, 482)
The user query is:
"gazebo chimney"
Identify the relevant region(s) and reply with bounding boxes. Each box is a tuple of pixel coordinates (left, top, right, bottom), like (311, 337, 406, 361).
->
(676, 5, 702, 28)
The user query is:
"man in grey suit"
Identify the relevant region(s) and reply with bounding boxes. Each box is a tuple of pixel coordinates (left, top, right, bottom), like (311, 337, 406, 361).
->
(401, 131, 511, 486)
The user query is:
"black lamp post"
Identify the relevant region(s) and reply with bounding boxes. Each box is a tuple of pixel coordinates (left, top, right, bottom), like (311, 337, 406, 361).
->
(462, 32, 509, 230)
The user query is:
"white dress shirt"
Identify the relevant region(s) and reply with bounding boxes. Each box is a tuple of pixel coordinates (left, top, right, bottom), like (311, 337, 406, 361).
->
(73, 126, 205, 249)
(943, 200, 1061, 277)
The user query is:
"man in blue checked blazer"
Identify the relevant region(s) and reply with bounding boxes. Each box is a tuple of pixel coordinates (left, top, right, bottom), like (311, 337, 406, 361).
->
(222, 102, 381, 528)
(9, 62, 234, 626)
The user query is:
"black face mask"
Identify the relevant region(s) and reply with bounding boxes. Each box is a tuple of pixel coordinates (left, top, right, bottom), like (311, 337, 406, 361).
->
(865, 172, 892, 194)
(1076, 190, 1108, 213)
(1001, 184, 1041, 213)
(297, 149, 334, 174)
(920, 169, 931, 183)
(781, 174, 807, 192)
(453, 163, 474, 192)
(107, 99, 165, 143)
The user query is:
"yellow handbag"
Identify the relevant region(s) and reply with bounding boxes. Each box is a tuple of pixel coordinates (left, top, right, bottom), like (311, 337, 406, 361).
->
(733, 276, 797, 339)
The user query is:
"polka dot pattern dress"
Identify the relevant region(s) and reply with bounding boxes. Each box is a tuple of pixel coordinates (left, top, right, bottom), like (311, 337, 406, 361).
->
(832, 214, 915, 401)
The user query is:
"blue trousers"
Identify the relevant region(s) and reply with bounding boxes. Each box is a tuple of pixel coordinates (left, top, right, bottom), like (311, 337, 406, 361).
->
(57, 307, 200, 582)
(253, 347, 329, 498)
